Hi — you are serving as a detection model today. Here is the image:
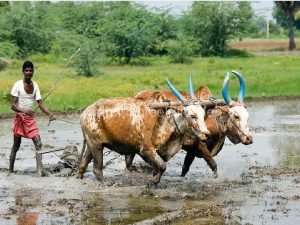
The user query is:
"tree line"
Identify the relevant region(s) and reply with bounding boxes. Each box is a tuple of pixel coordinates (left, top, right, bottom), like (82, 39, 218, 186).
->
(0, 1, 299, 76)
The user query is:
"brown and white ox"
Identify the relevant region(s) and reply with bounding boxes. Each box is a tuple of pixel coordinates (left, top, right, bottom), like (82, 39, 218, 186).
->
(77, 78, 210, 184)
(126, 71, 253, 177)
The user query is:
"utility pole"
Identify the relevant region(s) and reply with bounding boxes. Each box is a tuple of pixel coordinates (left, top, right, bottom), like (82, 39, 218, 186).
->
(266, 19, 269, 39)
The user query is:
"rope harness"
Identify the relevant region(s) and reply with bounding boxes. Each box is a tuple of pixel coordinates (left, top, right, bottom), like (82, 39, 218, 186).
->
(171, 101, 204, 138)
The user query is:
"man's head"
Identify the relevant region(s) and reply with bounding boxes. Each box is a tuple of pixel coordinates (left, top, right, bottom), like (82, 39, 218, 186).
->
(22, 61, 34, 80)
(22, 61, 34, 71)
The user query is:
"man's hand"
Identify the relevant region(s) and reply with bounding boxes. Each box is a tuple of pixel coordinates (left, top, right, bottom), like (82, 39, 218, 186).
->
(23, 109, 35, 116)
(49, 114, 56, 121)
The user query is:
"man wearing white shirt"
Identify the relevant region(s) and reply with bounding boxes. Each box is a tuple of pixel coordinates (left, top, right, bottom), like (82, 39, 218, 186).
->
(9, 61, 56, 176)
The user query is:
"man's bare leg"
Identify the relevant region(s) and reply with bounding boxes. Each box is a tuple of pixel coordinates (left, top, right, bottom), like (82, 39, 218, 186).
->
(32, 136, 45, 176)
(8, 135, 22, 174)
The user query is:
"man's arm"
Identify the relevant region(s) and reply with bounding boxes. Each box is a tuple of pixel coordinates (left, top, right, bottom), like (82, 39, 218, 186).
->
(36, 99, 56, 120)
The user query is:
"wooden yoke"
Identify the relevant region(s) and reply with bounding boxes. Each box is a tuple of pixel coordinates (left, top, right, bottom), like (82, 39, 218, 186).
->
(149, 100, 222, 110)
(149, 101, 182, 109)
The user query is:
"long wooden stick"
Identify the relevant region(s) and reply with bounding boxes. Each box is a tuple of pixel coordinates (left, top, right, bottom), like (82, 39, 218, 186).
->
(38, 148, 65, 155)
(34, 48, 81, 112)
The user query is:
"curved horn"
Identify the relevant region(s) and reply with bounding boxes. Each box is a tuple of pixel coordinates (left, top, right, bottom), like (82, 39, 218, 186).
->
(222, 72, 233, 104)
(232, 70, 245, 102)
(189, 74, 195, 98)
(166, 78, 186, 102)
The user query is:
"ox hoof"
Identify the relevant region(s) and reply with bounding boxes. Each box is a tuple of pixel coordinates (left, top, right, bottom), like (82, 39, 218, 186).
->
(147, 181, 158, 188)
(180, 172, 187, 177)
(149, 177, 160, 186)
(77, 173, 84, 179)
(127, 165, 137, 172)
(213, 170, 218, 178)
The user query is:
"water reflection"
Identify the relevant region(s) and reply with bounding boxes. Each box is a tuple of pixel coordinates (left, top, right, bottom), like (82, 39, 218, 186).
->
(85, 193, 181, 224)
(17, 212, 39, 225)
(273, 130, 300, 166)
(82, 191, 219, 225)
(248, 99, 300, 167)
(14, 189, 40, 225)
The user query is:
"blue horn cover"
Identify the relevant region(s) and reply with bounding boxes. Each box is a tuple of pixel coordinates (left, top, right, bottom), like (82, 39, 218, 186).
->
(232, 70, 245, 102)
(189, 74, 195, 98)
(222, 72, 233, 104)
(166, 78, 186, 102)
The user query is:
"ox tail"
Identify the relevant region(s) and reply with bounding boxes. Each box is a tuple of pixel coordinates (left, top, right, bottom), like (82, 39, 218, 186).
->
(77, 139, 86, 168)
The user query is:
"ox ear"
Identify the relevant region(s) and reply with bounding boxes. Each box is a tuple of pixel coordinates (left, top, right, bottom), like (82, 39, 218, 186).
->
(194, 84, 213, 101)
(166, 78, 186, 103)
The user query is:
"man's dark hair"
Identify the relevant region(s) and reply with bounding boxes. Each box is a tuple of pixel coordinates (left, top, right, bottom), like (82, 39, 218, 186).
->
(22, 61, 34, 71)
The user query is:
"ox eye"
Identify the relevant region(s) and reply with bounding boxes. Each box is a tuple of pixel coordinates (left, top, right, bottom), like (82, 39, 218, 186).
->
(234, 114, 240, 120)
(190, 114, 197, 119)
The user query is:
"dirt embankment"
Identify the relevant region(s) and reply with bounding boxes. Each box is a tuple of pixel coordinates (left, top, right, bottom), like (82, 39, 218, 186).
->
(230, 38, 300, 50)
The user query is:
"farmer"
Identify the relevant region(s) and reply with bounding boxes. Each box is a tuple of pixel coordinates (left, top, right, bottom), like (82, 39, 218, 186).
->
(9, 61, 56, 176)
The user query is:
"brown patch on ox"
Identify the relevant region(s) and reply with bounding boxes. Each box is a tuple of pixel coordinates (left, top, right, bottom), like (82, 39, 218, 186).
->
(204, 112, 219, 135)
(194, 84, 213, 101)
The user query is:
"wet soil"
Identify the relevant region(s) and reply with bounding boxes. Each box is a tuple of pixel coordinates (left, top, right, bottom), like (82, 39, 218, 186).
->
(0, 99, 299, 225)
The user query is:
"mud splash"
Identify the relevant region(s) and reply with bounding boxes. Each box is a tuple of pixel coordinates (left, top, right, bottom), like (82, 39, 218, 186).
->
(0, 98, 300, 224)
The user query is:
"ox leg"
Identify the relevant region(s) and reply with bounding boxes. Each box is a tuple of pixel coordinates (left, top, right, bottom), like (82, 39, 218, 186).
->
(143, 150, 166, 185)
(181, 152, 195, 177)
(77, 146, 93, 179)
(198, 141, 218, 178)
(90, 145, 104, 182)
(125, 154, 136, 171)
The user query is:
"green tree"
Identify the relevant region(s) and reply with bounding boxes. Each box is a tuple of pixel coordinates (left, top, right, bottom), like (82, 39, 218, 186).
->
(180, 2, 255, 56)
(99, 2, 161, 64)
(163, 34, 194, 64)
(274, 1, 300, 50)
(0, 1, 55, 57)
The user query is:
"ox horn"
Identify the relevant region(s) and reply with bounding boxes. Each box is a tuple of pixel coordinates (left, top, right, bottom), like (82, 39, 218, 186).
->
(166, 78, 186, 103)
(189, 74, 196, 98)
(232, 70, 245, 102)
(222, 72, 233, 105)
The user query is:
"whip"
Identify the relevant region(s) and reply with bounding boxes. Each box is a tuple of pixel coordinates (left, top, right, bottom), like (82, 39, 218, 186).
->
(34, 47, 81, 112)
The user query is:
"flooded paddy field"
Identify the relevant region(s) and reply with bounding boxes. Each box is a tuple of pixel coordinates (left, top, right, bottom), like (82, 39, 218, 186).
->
(0, 98, 299, 225)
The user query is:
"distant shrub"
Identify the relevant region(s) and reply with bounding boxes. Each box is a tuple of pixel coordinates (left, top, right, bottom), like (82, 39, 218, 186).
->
(0, 57, 12, 71)
(0, 41, 21, 59)
(163, 39, 193, 64)
(224, 48, 254, 58)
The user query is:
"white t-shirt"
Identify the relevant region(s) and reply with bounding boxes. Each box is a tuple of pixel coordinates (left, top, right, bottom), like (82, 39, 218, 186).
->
(11, 80, 42, 110)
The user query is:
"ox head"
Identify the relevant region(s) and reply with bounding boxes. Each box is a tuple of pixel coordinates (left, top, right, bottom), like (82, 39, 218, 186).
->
(166, 76, 210, 140)
(221, 71, 253, 145)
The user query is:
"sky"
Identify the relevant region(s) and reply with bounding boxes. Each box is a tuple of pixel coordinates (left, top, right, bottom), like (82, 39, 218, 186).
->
(136, 1, 275, 20)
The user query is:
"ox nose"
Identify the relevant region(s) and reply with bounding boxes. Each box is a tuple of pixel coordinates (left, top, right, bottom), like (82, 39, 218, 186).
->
(244, 135, 253, 145)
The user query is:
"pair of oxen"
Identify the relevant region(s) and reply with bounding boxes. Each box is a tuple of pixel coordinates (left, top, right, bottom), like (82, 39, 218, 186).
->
(77, 71, 253, 184)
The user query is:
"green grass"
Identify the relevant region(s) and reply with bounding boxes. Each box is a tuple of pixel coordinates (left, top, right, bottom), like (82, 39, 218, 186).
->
(1, 55, 300, 115)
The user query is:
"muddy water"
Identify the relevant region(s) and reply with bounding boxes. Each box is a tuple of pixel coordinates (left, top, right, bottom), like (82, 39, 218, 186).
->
(0, 98, 299, 225)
